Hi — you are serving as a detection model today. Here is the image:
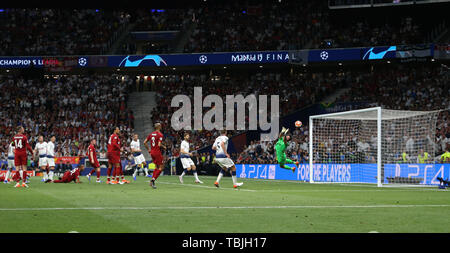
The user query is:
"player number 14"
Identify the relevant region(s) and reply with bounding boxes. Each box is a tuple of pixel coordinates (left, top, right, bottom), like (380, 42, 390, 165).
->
(14, 139, 23, 149)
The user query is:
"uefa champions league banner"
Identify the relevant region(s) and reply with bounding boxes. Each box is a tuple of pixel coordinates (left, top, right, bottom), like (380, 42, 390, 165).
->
(0, 45, 434, 69)
(236, 163, 450, 185)
(106, 51, 300, 67)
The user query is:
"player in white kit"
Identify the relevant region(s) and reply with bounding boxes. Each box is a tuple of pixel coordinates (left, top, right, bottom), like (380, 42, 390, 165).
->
(212, 130, 243, 188)
(130, 134, 148, 180)
(4, 141, 15, 183)
(34, 136, 48, 182)
(45, 136, 56, 182)
(179, 132, 203, 184)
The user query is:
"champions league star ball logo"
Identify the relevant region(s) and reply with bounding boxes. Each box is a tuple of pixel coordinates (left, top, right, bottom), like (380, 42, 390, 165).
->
(320, 51, 329, 60)
(78, 57, 87, 66)
(199, 55, 207, 64)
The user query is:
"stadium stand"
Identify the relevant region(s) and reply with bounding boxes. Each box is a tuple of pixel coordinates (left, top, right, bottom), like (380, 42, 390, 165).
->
(0, 74, 135, 159)
(0, 9, 131, 56)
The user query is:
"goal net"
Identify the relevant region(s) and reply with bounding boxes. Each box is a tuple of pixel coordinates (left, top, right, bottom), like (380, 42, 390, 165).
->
(308, 107, 442, 187)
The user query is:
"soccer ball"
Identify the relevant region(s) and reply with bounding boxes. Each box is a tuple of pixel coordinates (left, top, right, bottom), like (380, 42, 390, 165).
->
(295, 121, 302, 127)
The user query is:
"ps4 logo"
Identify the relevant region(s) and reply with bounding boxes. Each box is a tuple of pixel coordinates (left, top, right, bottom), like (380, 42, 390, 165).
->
(199, 55, 207, 64)
(320, 51, 329, 60)
(78, 57, 87, 66)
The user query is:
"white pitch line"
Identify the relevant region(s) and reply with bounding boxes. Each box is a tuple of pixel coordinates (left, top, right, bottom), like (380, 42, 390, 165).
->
(156, 181, 258, 192)
(156, 181, 444, 193)
(0, 204, 450, 211)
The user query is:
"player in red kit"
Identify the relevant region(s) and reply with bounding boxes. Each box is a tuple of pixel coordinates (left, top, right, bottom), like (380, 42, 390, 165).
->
(107, 127, 124, 185)
(53, 166, 84, 183)
(86, 139, 102, 183)
(11, 126, 34, 188)
(144, 123, 166, 189)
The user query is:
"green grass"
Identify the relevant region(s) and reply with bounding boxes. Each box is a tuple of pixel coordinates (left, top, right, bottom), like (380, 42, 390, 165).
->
(0, 175, 449, 233)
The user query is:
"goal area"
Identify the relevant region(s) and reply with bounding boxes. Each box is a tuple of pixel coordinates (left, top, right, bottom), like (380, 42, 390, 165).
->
(308, 107, 442, 187)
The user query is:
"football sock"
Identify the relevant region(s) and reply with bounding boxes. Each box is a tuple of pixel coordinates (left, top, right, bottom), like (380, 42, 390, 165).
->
(193, 171, 200, 181)
(19, 170, 24, 183)
(107, 167, 112, 181)
(96, 171, 100, 180)
(48, 170, 54, 180)
(181, 169, 187, 178)
(116, 167, 121, 181)
(144, 167, 149, 176)
(5, 170, 11, 180)
(231, 170, 237, 185)
(153, 169, 161, 180)
(216, 169, 225, 183)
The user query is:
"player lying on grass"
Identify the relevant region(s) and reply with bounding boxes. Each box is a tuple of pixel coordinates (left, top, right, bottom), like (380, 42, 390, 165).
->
(275, 127, 300, 173)
(52, 165, 85, 183)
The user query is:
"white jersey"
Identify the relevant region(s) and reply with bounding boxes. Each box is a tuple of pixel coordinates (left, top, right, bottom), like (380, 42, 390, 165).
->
(180, 140, 190, 158)
(130, 139, 145, 165)
(7, 143, 15, 159)
(47, 141, 55, 158)
(36, 142, 48, 157)
(213, 135, 229, 158)
(130, 140, 141, 156)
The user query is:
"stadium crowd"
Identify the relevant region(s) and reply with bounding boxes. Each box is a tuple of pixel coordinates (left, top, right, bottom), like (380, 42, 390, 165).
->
(312, 15, 425, 49)
(0, 3, 441, 56)
(0, 9, 131, 56)
(0, 74, 135, 160)
(183, 1, 326, 53)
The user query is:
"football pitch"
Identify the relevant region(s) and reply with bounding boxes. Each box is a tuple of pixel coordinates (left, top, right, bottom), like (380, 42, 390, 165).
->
(1, 175, 449, 233)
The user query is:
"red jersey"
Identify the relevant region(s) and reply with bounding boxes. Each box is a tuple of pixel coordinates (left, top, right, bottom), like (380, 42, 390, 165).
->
(12, 134, 32, 155)
(146, 131, 163, 154)
(87, 144, 98, 164)
(107, 133, 121, 153)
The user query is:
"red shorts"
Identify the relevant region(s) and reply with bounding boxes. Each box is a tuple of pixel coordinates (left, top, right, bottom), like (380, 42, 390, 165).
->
(90, 160, 100, 168)
(107, 152, 120, 164)
(150, 152, 163, 166)
(14, 153, 27, 166)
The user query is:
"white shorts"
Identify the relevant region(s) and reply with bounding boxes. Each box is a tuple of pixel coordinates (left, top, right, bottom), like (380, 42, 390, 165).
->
(8, 159, 14, 169)
(215, 158, 235, 169)
(180, 158, 195, 169)
(39, 157, 48, 167)
(47, 158, 55, 167)
(133, 154, 146, 165)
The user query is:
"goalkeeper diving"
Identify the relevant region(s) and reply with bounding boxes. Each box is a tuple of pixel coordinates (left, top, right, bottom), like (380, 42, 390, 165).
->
(275, 127, 300, 172)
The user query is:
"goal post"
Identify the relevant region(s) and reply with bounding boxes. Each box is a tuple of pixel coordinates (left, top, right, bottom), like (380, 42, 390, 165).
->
(309, 107, 442, 187)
